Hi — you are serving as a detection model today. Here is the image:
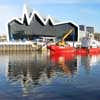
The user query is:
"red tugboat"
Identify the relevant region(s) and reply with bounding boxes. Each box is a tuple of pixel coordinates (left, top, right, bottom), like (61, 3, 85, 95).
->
(48, 29, 76, 54)
(48, 29, 100, 55)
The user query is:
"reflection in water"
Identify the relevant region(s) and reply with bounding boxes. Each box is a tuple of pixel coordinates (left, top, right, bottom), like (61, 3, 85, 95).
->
(7, 52, 52, 95)
(7, 53, 99, 95)
(50, 54, 78, 77)
(7, 53, 78, 95)
(81, 55, 99, 73)
(0, 53, 100, 99)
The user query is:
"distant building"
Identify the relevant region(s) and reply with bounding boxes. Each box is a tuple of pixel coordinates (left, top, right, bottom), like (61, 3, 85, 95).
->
(8, 5, 79, 42)
(79, 25, 95, 41)
(79, 25, 86, 41)
(0, 35, 7, 42)
(86, 26, 94, 33)
(79, 25, 85, 31)
(94, 33, 100, 41)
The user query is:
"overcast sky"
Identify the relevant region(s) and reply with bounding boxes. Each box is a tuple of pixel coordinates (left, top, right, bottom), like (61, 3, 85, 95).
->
(0, 0, 100, 35)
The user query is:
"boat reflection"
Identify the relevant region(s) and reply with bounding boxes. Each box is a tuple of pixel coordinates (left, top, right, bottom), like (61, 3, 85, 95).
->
(80, 55, 99, 73)
(6, 53, 78, 95)
(50, 53, 78, 77)
(5, 52, 100, 96)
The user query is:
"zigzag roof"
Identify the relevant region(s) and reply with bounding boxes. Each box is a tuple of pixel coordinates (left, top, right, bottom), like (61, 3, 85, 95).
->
(8, 5, 78, 27)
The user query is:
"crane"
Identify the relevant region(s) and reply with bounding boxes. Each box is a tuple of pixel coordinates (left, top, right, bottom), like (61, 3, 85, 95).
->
(56, 28, 74, 46)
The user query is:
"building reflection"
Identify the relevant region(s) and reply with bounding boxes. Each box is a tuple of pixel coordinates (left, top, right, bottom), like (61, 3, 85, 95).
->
(0, 52, 100, 96)
(81, 55, 98, 73)
(7, 52, 51, 95)
(7, 52, 78, 95)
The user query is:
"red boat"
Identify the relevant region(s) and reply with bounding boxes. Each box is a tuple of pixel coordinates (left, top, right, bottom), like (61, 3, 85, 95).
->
(48, 45, 100, 55)
(48, 45, 76, 54)
(47, 30, 100, 55)
(76, 48, 100, 55)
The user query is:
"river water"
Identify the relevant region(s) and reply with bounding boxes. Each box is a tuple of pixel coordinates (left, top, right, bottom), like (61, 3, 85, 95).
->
(0, 52, 100, 100)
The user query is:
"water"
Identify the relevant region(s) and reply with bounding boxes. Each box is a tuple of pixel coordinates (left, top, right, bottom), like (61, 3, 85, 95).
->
(0, 52, 100, 100)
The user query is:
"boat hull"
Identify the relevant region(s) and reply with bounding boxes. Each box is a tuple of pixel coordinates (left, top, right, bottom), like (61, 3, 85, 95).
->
(76, 48, 100, 55)
(48, 45, 100, 55)
(48, 45, 76, 54)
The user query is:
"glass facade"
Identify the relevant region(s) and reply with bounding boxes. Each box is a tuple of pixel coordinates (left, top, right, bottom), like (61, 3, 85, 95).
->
(8, 14, 78, 41)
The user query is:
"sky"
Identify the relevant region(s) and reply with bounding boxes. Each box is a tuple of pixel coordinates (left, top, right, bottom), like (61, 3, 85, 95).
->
(0, 0, 100, 35)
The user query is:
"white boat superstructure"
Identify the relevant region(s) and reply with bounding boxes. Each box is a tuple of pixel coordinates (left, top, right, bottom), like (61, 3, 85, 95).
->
(81, 33, 100, 48)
